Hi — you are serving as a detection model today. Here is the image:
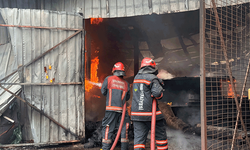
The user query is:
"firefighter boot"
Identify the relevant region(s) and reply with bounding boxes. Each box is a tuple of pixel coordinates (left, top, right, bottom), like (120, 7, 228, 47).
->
(102, 142, 112, 150)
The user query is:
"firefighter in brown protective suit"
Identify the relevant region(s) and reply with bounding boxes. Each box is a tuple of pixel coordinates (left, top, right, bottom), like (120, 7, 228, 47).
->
(131, 57, 168, 150)
(101, 62, 131, 150)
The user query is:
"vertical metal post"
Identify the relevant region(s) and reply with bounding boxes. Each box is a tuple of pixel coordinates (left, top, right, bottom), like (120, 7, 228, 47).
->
(82, 19, 86, 140)
(200, 0, 207, 149)
(134, 41, 139, 76)
(85, 19, 91, 80)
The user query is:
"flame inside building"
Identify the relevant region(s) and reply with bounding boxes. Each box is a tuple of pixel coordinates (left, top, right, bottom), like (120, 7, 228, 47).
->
(84, 10, 250, 130)
(85, 57, 100, 92)
(90, 18, 103, 25)
(81, 3, 250, 149)
(84, 12, 201, 122)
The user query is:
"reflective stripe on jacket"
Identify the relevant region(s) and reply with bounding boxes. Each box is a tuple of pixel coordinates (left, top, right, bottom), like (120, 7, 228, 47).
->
(131, 67, 164, 121)
(101, 75, 130, 112)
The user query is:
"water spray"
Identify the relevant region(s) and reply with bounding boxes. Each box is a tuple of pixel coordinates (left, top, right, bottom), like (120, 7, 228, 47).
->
(88, 81, 102, 87)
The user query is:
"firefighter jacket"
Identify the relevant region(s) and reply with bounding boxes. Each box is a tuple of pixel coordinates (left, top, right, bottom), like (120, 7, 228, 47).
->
(101, 75, 130, 113)
(131, 66, 164, 121)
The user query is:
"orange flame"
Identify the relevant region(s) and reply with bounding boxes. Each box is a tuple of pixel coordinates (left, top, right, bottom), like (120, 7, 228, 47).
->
(227, 80, 234, 98)
(93, 95, 101, 98)
(226, 79, 242, 98)
(85, 57, 99, 92)
(167, 102, 172, 106)
(90, 18, 103, 25)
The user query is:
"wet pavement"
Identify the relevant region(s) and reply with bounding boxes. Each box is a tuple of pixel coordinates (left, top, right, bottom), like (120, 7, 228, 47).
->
(83, 127, 202, 150)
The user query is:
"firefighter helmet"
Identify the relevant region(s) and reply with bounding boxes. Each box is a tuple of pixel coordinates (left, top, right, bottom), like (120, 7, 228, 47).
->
(112, 62, 125, 72)
(140, 57, 156, 68)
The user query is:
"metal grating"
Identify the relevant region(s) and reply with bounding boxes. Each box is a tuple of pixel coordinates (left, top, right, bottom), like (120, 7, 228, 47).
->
(201, 0, 250, 149)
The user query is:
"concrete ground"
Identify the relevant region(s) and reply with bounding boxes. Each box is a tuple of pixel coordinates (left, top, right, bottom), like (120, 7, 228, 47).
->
(82, 127, 202, 150)
(2, 128, 248, 150)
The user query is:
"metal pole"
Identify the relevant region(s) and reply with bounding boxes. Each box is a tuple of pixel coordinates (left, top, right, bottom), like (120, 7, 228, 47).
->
(0, 24, 80, 31)
(134, 41, 139, 76)
(81, 19, 86, 139)
(200, 0, 207, 149)
(85, 19, 91, 80)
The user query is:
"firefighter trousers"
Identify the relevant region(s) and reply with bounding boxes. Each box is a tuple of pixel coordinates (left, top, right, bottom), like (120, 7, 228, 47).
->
(133, 119, 168, 150)
(101, 111, 130, 150)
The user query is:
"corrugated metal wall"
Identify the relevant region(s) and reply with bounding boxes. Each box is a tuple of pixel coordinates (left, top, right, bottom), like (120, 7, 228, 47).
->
(0, 0, 200, 18)
(1, 0, 250, 19)
(0, 8, 84, 143)
(0, 12, 21, 123)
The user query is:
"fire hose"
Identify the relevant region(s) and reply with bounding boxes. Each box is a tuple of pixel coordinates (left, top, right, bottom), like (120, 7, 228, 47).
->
(110, 102, 127, 150)
(151, 98, 157, 150)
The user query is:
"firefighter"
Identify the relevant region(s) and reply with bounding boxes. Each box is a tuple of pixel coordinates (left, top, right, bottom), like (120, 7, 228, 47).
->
(131, 57, 168, 150)
(101, 62, 131, 150)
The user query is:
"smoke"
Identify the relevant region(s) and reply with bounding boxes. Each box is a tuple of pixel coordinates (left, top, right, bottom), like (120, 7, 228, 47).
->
(157, 69, 175, 79)
(186, 108, 201, 126)
(174, 131, 189, 149)
(167, 129, 201, 150)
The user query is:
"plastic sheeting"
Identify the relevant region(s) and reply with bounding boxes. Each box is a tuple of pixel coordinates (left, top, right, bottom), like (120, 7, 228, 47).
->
(0, 8, 84, 143)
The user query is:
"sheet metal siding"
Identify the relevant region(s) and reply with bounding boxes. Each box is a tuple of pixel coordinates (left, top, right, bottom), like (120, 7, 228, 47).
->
(2, 0, 250, 18)
(1, 0, 250, 18)
(0, 0, 201, 18)
(0, 8, 84, 143)
(0, 72, 21, 116)
(0, 12, 21, 118)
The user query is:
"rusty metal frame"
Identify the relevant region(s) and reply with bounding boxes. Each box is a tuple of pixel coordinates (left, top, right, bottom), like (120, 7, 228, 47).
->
(81, 19, 86, 140)
(0, 27, 84, 140)
(0, 84, 81, 139)
(0, 82, 82, 86)
(211, 0, 250, 149)
(0, 24, 80, 31)
(231, 58, 250, 149)
(0, 29, 82, 82)
(0, 116, 15, 137)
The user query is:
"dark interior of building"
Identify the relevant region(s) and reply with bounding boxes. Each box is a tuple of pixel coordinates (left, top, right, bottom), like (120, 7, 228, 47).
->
(84, 4, 250, 148)
(84, 10, 200, 124)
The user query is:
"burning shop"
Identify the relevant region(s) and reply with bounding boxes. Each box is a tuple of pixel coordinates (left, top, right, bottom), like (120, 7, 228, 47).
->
(83, 1, 250, 149)
(83, 11, 200, 122)
(1, 0, 250, 149)
(83, 10, 203, 147)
